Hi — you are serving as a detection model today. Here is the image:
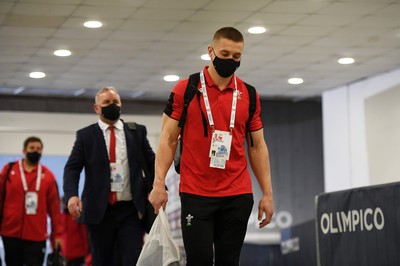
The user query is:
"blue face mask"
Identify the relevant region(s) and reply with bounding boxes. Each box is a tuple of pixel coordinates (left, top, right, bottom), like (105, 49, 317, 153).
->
(212, 49, 240, 78)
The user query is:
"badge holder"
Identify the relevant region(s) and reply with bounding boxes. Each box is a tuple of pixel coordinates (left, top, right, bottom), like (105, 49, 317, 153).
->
(209, 129, 232, 169)
(25, 191, 38, 215)
(110, 162, 125, 192)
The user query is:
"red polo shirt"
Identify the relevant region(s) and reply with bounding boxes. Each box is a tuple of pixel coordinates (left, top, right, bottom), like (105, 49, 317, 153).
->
(165, 67, 263, 197)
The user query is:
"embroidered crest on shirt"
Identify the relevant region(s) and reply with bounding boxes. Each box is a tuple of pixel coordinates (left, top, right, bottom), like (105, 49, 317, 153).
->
(186, 214, 194, 226)
(237, 90, 243, 100)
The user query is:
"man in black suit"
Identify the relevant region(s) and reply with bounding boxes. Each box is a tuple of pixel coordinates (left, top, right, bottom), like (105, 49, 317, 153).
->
(63, 86, 155, 266)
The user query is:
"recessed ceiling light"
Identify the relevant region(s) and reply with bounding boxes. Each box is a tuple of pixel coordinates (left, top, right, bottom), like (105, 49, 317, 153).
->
(54, 49, 71, 57)
(73, 88, 86, 96)
(83, 20, 103, 29)
(338, 57, 355, 65)
(201, 54, 210, 61)
(164, 75, 179, 82)
(248, 26, 267, 34)
(29, 72, 46, 79)
(288, 78, 303, 85)
(14, 86, 25, 95)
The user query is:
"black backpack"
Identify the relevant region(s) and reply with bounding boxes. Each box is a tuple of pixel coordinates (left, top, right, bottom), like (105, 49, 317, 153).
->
(174, 72, 257, 174)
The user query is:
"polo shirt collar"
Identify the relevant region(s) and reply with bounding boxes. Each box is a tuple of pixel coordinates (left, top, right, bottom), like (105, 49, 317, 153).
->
(203, 66, 235, 90)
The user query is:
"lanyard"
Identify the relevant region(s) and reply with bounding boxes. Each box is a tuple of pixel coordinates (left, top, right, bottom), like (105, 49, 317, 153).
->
(19, 160, 42, 192)
(200, 70, 238, 132)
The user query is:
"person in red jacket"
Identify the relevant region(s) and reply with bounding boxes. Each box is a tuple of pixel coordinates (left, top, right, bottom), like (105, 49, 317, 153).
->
(60, 196, 91, 266)
(0, 136, 62, 266)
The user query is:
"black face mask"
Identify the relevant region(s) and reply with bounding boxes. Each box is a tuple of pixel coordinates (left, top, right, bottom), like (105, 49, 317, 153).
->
(101, 103, 121, 121)
(212, 50, 241, 78)
(26, 151, 41, 164)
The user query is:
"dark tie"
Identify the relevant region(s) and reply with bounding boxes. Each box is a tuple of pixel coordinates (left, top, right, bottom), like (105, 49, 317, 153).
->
(108, 126, 117, 205)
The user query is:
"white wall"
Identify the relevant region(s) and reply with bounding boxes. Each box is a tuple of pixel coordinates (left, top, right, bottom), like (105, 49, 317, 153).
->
(365, 85, 400, 185)
(323, 68, 400, 192)
(0, 111, 162, 156)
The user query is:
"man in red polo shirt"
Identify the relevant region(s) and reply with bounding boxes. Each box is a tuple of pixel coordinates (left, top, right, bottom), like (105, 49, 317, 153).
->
(150, 27, 274, 266)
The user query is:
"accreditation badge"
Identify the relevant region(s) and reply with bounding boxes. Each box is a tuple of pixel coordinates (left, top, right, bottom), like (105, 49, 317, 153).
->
(25, 191, 38, 215)
(110, 163, 124, 192)
(209, 130, 232, 169)
(210, 157, 227, 169)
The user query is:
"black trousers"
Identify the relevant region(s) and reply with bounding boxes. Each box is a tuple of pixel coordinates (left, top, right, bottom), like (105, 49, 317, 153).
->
(86, 201, 145, 266)
(66, 257, 85, 266)
(180, 193, 254, 266)
(2, 236, 46, 266)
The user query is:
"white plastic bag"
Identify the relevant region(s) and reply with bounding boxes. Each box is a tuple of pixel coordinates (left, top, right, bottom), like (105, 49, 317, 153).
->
(136, 208, 180, 266)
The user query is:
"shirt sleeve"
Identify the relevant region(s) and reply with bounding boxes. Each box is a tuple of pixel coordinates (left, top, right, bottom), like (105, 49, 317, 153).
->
(45, 169, 63, 242)
(163, 79, 188, 121)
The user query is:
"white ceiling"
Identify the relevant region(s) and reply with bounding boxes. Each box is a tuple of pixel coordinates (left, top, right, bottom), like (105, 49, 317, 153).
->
(1, 0, 400, 101)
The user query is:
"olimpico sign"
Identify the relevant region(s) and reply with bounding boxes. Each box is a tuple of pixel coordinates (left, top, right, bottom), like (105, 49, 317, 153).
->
(320, 207, 385, 234)
(316, 182, 400, 266)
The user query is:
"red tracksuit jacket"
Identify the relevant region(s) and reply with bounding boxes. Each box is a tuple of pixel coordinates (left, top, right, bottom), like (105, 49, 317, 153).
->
(60, 212, 90, 260)
(0, 161, 62, 244)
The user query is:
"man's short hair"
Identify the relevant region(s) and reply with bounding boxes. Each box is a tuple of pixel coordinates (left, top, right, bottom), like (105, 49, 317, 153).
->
(23, 136, 43, 150)
(95, 86, 119, 103)
(213, 27, 244, 43)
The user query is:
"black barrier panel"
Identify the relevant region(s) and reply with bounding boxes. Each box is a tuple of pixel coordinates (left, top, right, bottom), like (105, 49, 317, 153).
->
(280, 219, 317, 266)
(315, 182, 400, 266)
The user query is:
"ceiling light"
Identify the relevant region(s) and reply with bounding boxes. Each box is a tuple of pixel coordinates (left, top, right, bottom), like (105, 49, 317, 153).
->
(54, 49, 71, 57)
(164, 75, 179, 82)
(131, 91, 145, 98)
(14, 86, 25, 95)
(29, 72, 46, 79)
(338, 57, 355, 65)
(73, 88, 86, 96)
(83, 20, 103, 29)
(201, 54, 210, 61)
(248, 26, 267, 34)
(288, 78, 303, 85)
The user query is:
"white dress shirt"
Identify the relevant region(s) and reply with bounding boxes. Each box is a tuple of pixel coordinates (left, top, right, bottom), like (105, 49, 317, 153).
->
(98, 119, 132, 201)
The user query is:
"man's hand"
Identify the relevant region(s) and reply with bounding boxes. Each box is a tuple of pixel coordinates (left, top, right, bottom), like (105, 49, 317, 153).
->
(67, 196, 82, 218)
(54, 238, 62, 251)
(258, 195, 275, 228)
(149, 183, 168, 215)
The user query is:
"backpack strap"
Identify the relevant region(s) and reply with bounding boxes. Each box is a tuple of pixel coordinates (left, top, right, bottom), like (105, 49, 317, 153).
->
(174, 73, 203, 174)
(178, 73, 200, 129)
(196, 90, 208, 137)
(126, 122, 152, 193)
(6, 162, 15, 180)
(244, 82, 257, 147)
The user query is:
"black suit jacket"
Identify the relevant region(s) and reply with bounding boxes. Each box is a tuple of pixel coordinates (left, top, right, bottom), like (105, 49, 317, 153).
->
(63, 121, 155, 224)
